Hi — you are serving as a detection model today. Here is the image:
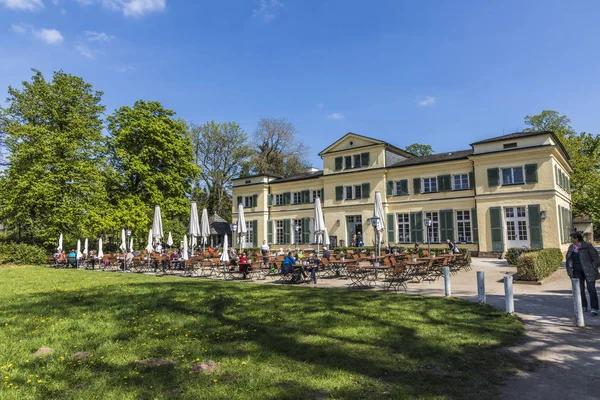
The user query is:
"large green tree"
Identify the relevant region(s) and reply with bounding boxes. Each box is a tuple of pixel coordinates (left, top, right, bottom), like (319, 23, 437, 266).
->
(190, 121, 252, 221)
(404, 143, 434, 157)
(107, 100, 199, 240)
(524, 110, 600, 234)
(0, 70, 110, 248)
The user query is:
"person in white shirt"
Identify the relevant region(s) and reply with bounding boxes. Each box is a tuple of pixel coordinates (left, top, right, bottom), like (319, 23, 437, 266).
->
(260, 240, 270, 256)
(155, 243, 163, 254)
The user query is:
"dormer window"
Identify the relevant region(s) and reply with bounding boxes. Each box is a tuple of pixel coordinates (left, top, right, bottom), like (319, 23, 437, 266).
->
(344, 156, 352, 169)
(335, 152, 371, 171)
(503, 142, 517, 149)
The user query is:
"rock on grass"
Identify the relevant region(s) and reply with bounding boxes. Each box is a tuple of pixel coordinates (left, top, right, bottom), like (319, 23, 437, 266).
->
(190, 360, 219, 374)
(32, 347, 54, 357)
(72, 352, 91, 362)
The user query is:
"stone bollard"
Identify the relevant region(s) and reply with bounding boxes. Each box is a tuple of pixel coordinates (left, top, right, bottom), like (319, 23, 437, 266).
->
(443, 267, 451, 297)
(477, 271, 486, 305)
(571, 278, 585, 327)
(504, 275, 514, 314)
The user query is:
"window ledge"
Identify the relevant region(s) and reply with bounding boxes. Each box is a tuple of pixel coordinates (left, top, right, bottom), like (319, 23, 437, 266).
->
(501, 182, 525, 187)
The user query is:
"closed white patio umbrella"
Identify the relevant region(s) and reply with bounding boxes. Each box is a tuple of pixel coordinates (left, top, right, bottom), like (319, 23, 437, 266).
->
(129, 236, 134, 253)
(313, 197, 326, 256)
(200, 208, 210, 251)
(58, 234, 63, 252)
(152, 205, 164, 244)
(373, 191, 386, 258)
(189, 202, 201, 250)
(120, 229, 127, 252)
(183, 234, 189, 261)
(97, 238, 104, 259)
(167, 232, 173, 248)
(220, 234, 230, 263)
(236, 203, 247, 251)
(145, 228, 153, 253)
(83, 238, 89, 257)
(76, 239, 83, 259)
(323, 227, 330, 247)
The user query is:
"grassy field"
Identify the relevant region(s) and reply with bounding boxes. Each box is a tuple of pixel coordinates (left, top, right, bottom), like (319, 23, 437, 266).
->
(0, 266, 523, 399)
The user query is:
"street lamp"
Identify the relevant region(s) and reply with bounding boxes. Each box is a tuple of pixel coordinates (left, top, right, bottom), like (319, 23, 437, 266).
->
(293, 222, 300, 248)
(368, 216, 381, 266)
(424, 218, 432, 254)
(125, 229, 132, 253)
(230, 223, 237, 251)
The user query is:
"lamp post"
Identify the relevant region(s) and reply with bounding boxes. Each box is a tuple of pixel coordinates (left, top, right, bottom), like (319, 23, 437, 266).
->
(424, 218, 432, 254)
(368, 216, 381, 266)
(125, 229, 132, 253)
(230, 223, 237, 252)
(293, 222, 300, 249)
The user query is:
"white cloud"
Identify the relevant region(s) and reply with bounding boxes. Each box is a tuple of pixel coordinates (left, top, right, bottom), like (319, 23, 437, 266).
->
(327, 112, 345, 120)
(1, 0, 44, 11)
(417, 96, 436, 107)
(76, 0, 165, 17)
(84, 30, 115, 41)
(12, 23, 64, 45)
(75, 43, 96, 58)
(253, 0, 282, 21)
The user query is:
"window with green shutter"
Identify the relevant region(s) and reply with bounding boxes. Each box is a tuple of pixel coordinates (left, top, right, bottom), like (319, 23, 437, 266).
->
(413, 178, 421, 194)
(528, 204, 543, 248)
(237, 196, 242, 206)
(398, 179, 409, 196)
(267, 194, 273, 207)
(361, 183, 370, 199)
(525, 164, 538, 184)
(335, 186, 343, 201)
(267, 220, 273, 244)
(410, 212, 423, 243)
(469, 172, 475, 189)
(487, 168, 500, 187)
(555, 165, 559, 186)
(252, 220, 258, 247)
(489, 207, 504, 252)
(283, 219, 291, 244)
(387, 213, 396, 244)
(335, 157, 343, 171)
(386, 181, 393, 196)
(301, 190, 310, 204)
(283, 192, 291, 205)
(252, 194, 258, 208)
(471, 208, 479, 243)
(361, 152, 370, 167)
(302, 218, 311, 244)
(438, 175, 452, 192)
(439, 210, 455, 242)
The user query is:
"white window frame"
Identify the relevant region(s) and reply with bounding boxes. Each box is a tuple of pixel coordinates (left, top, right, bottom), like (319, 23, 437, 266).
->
(276, 220, 284, 244)
(274, 194, 284, 206)
(311, 190, 320, 202)
(501, 167, 524, 185)
(243, 196, 253, 208)
(455, 210, 472, 243)
(292, 219, 303, 245)
(396, 213, 411, 244)
(423, 177, 437, 193)
(344, 156, 352, 169)
(292, 192, 302, 204)
(345, 186, 353, 200)
(453, 174, 469, 191)
(353, 154, 362, 168)
(354, 185, 362, 199)
(245, 221, 254, 245)
(424, 211, 440, 243)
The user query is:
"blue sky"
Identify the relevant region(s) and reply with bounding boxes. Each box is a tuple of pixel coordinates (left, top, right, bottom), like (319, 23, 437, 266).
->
(1, 0, 600, 167)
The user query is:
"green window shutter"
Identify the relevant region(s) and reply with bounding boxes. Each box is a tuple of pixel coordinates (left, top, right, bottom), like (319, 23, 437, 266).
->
(558, 206, 564, 244)
(528, 204, 543, 249)
(283, 192, 291, 205)
(252, 194, 258, 208)
(469, 172, 475, 189)
(440, 210, 455, 242)
(386, 180, 393, 196)
(252, 220, 258, 247)
(320, 189, 324, 200)
(413, 178, 421, 194)
(387, 213, 396, 244)
(489, 207, 504, 252)
(525, 164, 538, 184)
(361, 152, 370, 167)
(400, 179, 409, 196)
(283, 219, 291, 244)
(471, 208, 478, 243)
(301, 190, 310, 204)
(267, 194, 273, 207)
(335, 186, 343, 201)
(237, 196, 242, 206)
(335, 157, 343, 171)
(410, 212, 423, 243)
(361, 183, 370, 199)
(302, 218, 310, 244)
(487, 168, 500, 187)
(267, 220, 273, 244)
(555, 166, 559, 186)
(566, 177, 571, 193)
(438, 175, 451, 192)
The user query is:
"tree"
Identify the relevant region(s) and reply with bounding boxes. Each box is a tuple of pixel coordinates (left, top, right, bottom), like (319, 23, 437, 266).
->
(250, 118, 309, 177)
(0, 70, 109, 248)
(190, 121, 252, 221)
(107, 100, 200, 239)
(524, 110, 600, 234)
(404, 143, 434, 157)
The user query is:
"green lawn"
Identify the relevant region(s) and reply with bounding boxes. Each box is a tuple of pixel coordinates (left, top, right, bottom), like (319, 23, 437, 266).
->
(0, 266, 523, 399)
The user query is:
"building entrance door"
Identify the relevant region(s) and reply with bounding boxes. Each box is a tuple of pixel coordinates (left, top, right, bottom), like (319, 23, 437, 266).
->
(346, 216, 363, 246)
(505, 207, 529, 248)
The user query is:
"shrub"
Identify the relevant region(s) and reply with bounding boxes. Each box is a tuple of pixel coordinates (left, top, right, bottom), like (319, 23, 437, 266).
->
(505, 247, 542, 265)
(516, 248, 563, 281)
(0, 243, 46, 265)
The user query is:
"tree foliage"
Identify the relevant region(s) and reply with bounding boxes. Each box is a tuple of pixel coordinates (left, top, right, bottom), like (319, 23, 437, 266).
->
(404, 143, 434, 157)
(190, 121, 252, 221)
(107, 100, 199, 240)
(524, 110, 600, 233)
(250, 118, 309, 177)
(0, 70, 109, 248)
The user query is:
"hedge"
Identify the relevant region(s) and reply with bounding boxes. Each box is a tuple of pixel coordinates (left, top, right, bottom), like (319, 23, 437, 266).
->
(505, 247, 542, 265)
(0, 243, 46, 265)
(516, 248, 563, 281)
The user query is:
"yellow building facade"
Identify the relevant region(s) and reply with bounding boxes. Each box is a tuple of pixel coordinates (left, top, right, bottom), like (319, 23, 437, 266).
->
(232, 131, 573, 255)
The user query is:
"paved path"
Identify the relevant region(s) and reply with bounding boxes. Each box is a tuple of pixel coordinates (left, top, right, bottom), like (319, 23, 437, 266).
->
(254, 258, 600, 399)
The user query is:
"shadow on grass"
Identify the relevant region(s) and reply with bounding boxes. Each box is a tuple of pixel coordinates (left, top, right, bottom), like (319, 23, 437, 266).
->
(0, 270, 524, 399)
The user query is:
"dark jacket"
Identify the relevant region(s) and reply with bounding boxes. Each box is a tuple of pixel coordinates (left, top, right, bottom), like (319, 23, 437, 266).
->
(566, 241, 600, 281)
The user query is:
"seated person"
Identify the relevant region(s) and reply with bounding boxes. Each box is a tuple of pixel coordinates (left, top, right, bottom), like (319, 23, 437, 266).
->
(230, 248, 240, 266)
(322, 246, 331, 260)
(413, 243, 421, 254)
(260, 240, 270, 257)
(239, 252, 250, 278)
(297, 250, 305, 260)
(276, 248, 285, 256)
(281, 252, 297, 276)
(446, 239, 460, 254)
(57, 250, 67, 264)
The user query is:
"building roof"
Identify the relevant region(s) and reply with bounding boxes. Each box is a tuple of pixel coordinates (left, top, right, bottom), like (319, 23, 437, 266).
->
(389, 149, 473, 168)
(233, 173, 282, 181)
(270, 170, 324, 184)
(318, 132, 414, 157)
(573, 214, 593, 224)
(470, 131, 552, 145)
(209, 214, 231, 235)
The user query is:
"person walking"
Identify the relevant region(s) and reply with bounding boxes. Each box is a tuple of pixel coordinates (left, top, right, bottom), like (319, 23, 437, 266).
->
(566, 231, 600, 315)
